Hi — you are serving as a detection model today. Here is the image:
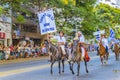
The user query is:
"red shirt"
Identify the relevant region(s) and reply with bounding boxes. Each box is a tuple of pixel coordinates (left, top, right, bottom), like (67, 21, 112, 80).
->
(10, 46, 14, 52)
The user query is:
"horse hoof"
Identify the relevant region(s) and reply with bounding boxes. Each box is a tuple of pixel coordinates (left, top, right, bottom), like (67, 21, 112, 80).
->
(76, 74, 79, 76)
(62, 71, 64, 73)
(59, 72, 61, 74)
(72, 72, 75, 75)
(51, 72, 53, 75)
(86, 70, 89, 73)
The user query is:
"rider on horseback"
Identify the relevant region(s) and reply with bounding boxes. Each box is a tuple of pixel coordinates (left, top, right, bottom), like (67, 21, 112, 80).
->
(77, 31, 86, 61)
(57, 31, 66, 56)
(101, 34, 109, 54)
(48, 31, 67, 61)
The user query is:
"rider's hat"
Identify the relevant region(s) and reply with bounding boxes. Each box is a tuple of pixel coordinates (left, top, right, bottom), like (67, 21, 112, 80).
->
(77, 31, 82, 34)
(73, 37, 78, 40)
(101, 34, 106, 37)
(68, 42, 71, 46)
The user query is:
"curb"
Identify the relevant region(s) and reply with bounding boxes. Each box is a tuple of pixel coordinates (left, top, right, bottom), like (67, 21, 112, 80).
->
(0, 56, 49, 65)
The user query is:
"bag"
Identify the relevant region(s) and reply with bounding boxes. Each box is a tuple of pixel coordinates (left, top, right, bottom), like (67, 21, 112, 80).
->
(84, 49, 90, 62)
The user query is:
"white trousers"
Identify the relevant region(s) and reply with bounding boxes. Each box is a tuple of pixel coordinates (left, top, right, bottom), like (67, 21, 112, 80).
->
(60, 45, 66, 55)
(81, 47, 85, 57)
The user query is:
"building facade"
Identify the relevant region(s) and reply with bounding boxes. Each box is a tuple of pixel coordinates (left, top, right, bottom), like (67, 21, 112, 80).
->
(0, 15, 12, 46)
(12, 7, 42, 46)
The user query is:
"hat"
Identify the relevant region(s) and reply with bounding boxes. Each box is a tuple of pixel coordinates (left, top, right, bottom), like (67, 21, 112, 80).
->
(101, 34, 106, 37)
(68, 42, 71, 45)
(101, 34, 105, 36)
(73, 37, 78, 40)
(77, 31, 82, 34)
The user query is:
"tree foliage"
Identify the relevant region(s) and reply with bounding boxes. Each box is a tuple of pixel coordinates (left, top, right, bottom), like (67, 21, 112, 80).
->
(0, 6, 3, 15)
(93, 3, 120, 38)
(1, 0, 120, 39)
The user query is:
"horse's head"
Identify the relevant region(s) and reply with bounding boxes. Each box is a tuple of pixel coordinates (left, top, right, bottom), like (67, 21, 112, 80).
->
(73, 40, 79, 47)
(99, 41, 103, 47)
(48, 41, 52, 50)
(47, 41, 57, 53)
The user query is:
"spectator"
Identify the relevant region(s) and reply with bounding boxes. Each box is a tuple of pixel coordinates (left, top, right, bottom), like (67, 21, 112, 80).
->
(41, 43, 47, 55)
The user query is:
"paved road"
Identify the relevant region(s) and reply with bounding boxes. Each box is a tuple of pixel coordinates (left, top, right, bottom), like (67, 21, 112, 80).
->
(0, 51, 120, 80)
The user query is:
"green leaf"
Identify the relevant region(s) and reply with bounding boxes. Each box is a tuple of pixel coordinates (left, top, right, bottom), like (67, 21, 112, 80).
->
(16, 14, 25, 23)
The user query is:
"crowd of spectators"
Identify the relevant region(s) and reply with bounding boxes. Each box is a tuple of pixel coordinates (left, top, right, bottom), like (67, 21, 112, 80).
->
(0, 40, 48, 60)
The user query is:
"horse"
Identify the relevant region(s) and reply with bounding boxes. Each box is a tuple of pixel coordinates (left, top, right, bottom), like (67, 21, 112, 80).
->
(114, 43, 120, 61)
(68, 40, 89, 76)
(98, 42, 109, 65)
(48, 42, 66, 74)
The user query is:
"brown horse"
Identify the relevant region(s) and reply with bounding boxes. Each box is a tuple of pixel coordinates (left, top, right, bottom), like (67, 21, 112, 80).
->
(99, 42, 109, 65)
(68, 40, 89, 76)
(114, 43, 120, 61)
(48, 42, 66, 74)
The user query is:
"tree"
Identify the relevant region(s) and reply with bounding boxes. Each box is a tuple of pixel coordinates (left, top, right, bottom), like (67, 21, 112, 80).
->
(45, 0, 97, 38)
(93, 3, 120, 38)
(0, 0, 98, 39)
(0, 6, 3, 15)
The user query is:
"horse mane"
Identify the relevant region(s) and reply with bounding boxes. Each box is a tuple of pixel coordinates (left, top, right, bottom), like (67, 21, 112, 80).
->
(48, 42, 57, 52)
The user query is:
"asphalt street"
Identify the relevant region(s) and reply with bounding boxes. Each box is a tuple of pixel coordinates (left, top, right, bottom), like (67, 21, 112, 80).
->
(0, 51, 120, 80)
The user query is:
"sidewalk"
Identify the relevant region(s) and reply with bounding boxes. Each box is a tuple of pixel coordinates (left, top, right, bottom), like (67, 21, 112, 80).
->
(0, 56, 49, 65)
(0, 51, 97, 65)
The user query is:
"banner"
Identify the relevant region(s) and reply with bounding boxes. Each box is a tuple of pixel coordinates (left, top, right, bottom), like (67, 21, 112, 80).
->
(38, 9, 56, 35)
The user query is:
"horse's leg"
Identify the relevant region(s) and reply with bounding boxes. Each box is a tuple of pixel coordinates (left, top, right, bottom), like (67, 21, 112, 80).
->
(69, 62, 72, 71)
(51, 61, 55, 74)
(100, 56, 103, 65)
(58, 59, 61, 74)
(118, 53, 120, 60)
(77, 61, 80, 76)
(106, 52, 109, 60)
(62, 60, 64, 73)
(115, 53, 118, 61)
(71, 62, 75, 74)
(84, 58, 89, 73)
(69, 61, 75, 74)
(116, 53, 119, 61)
(117, 52, 120, 61)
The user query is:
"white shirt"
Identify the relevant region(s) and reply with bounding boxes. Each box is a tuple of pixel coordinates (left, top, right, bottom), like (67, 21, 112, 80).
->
(78, 35, 85, 43)
(102, 38, 109, 47)
(54, 36, 66, 43)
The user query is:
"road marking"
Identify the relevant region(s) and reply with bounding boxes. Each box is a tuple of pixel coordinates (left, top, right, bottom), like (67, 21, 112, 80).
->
(0, 63, 57, 77)
(0, 53, 115, 77)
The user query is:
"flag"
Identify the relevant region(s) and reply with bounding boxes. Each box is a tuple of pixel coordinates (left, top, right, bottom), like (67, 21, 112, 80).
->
(38, 9, 57, 35)
(96, 29, 100, 41)
(110, 28, 115, 40)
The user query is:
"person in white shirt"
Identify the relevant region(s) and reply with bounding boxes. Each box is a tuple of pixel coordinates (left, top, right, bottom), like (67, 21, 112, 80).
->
(77, 31, 86, 60)
(54, 31, 66, 55)
(48, 31, 66, 61)
(101, 34, 109, 53)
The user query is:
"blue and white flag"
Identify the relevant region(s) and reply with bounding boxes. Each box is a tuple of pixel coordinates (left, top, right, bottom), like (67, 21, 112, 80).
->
(96, 29, 100, 41)
(110, 28, 115, 40)
(38, 9, 56, 35)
